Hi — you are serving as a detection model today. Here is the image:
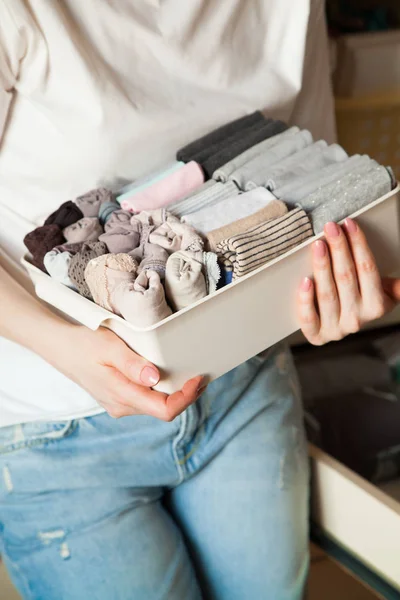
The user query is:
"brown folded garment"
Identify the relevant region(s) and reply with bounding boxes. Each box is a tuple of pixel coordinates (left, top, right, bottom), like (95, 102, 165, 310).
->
(206, 200, 288, 252)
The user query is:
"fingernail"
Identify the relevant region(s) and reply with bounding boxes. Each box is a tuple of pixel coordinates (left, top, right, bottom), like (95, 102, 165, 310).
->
(344, 218, 358, 234)
(324, 222, 340, 238)
(301, 277, 312, 292)
(313, 240, 326, 258)
(140, 366, 160, 386)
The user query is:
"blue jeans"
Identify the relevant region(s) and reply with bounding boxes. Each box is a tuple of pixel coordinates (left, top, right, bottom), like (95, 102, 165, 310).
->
(0, 344, 309, 600)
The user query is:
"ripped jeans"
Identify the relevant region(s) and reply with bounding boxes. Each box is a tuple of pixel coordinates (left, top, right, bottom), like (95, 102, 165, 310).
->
(0, 343, 309, 600)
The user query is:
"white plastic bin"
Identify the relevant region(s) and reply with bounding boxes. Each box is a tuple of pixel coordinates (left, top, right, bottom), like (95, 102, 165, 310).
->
(22, 186, 400, 394)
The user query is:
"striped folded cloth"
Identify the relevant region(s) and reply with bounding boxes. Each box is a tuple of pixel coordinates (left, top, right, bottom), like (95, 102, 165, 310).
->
(216, 207, 313, 279)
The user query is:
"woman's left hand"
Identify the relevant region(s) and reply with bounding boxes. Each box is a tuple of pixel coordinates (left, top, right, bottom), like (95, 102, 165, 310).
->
(297, 218, 400, 346)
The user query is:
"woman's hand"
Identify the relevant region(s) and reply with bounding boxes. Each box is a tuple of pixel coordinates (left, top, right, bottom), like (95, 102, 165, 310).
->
(297, 218, 400, 346)
(53, 325, 204, 420)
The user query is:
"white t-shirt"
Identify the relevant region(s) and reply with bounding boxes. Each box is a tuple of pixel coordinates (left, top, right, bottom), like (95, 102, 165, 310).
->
(0, 0, 335, 427)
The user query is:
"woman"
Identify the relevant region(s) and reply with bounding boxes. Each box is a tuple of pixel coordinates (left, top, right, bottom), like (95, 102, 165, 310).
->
(0, 1, 399, 599)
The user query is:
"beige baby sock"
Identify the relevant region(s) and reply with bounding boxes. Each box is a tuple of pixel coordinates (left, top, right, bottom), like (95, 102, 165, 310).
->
(165, 250, 207, 311)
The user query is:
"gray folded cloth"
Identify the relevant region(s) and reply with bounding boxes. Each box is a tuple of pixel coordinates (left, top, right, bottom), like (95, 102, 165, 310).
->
(165, 251, 208, 311)
(229, 130, 314, 190)
(130, 242, 169, 279)
(75, 188, 113, 218)
(256, 143, 348, 193)
(99, 213, 141, 253)
(169, 180, 240, 218)
(63, 217, 103, 243)
(311, 165, 393, 234)
(212, 126, 300, 183)
(274, 154, 373, 205)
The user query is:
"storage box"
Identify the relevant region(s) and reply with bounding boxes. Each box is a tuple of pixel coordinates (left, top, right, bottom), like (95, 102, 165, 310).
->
(22, 187, 400, 394)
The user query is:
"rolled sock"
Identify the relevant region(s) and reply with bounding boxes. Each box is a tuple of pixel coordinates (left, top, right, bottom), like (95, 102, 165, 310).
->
(43, 250, 76, 289)
(213, 126, 300, 183)
(181, 187, 276, 235)
(116, 161, 185, 198)
(63, 217, 103, 243)
(68, 241, 108, 299)
(254, 143, 349, 193)
(229, 130, 314, 190)
(170, 180, 240, 218)
(99, 216, 141, 254)
(113, 270, 172, 327)
(149, 216, 204, 253)
(311, 165, 393, 234)
(104, 209, 132, 230)
(165, 251, 207, 311)
(177, 111, 265, 162)
(84, 253, 138, 312)
(24, 224, 65, 272)
(44, 201, 84, 228)
(201, 120, 288, 178)
(206, 200, 288, 252)
(119, 161, 204, 213)
(216, 207, 313, 279)
(75, 188, 113, 218)
(136, 243, 169, 279)
(274, 155, 373, 205)
(98, 201, 120, 225)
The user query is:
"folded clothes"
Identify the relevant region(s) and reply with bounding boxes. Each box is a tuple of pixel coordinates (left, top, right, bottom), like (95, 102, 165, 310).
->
(135, 243, 169, 279)
(149, 216, 204, 253)
(24, 224, 65, 272)
(53, 242, 85, 255)
(170, 180, 240, 218)
(255, 143, 349, 193)
(99, 214, 141, 254)
(63, 217, 103, 244)
(116, 161, 185, 198)
(201, 120, 288, 178)
(120, 161, 205, 213)
(132, 209, 169, 228)
(85, 253, 138, 313)
(113, 270, 172, 327)
(75, 188, 113, 218)
(229, 130, 314, 190)
(216, 207, 313, 279)
(206, 200, 288, 252)
(98, 201, 121, 226)
(273, 154, 373, 205)
(43, 250, 76, 289)
(181, 187, 276, 235)
(212, 126, 300, 183)
(68, 241, 108, 299)
(165, 251, 208, 311)
(45, 201, 84, 229)
(177, 111, 265, 163)
(311, 165, 393, 234)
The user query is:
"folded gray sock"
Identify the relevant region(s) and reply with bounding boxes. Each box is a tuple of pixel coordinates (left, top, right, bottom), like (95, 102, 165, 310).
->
(170, 180, 240, 218)
(311, 165, 393, 234)
(212, 126, 300, 183)
(229, 130, 314, 190)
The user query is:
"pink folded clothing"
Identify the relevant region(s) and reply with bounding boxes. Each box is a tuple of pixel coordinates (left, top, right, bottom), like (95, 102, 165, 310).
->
(120, 161, 204, 213)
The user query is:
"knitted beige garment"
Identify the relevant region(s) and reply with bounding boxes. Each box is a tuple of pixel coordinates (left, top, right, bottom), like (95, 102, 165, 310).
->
(84, 253, 138, 313)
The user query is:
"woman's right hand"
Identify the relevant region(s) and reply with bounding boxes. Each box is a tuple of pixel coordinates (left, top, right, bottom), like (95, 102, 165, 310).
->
(52, 324, 204, 420)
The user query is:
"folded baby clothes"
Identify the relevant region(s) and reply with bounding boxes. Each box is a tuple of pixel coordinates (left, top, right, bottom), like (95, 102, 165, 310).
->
(311, 165, 393, 234)
(75, 188, 113, 218)
(149, 216, 204, 253)
(99, 213, 141, 254)
(216, 207, 313, 279)
(113, 270, 172, 328)
(176, 111, 265, 163)
(44, 201, 84, 229)
(229, 130, 314, 190)
(85, 253, 138, 313)
(24, 224, 65, 272)
(206, 200, 288, 252)
(63, 217, 103, 244)
(169, 180, 240, 219)
(98, 201, 121, 226)
(116, 161, 185, 198)
(132, 208, 168, 228)
(68, 241, 108, 299)
(257, 143, 349, 193)
(134, 243, 169, 279)
(201, 120, 288, 179)
(212, 126, 300, 183)
(43, 250, 76, 289)
(165, 251, 208, 311)
(120, 161, 205, 213)
(274, 154, 373, 205)
(181, 187, 276, 235)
